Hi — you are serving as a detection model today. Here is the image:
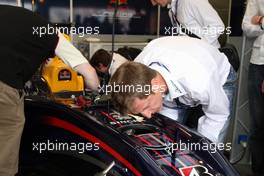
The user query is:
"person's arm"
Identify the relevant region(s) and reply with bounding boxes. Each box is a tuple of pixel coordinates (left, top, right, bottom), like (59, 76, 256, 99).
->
(189, 0, 225, 46)
(242, 0, 264, 37)
(74, 63, 99, 91)
(196, 76, 230, 143)
(55, 33, 99, 91)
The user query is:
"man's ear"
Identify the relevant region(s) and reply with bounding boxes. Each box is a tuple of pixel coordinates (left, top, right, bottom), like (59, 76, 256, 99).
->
(94, 63, 102, 71)
(151, 76, 159, 86)
(151, 74, 168, 94)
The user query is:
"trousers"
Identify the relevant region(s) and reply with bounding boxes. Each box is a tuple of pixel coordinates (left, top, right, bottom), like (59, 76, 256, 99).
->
(0, 81, 25, 176)
(248, 63, 264, 174)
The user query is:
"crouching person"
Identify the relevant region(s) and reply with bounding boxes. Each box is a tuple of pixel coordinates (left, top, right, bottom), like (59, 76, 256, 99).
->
(109, 36, 233, 144)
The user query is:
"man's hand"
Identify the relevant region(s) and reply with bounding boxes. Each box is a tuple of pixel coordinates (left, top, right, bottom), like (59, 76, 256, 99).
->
(75, 63, 100, 91)
(251, 15, 264, 25)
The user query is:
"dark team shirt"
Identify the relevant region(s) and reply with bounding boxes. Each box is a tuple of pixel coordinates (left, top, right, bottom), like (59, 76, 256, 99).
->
(0, 5, 59, 89)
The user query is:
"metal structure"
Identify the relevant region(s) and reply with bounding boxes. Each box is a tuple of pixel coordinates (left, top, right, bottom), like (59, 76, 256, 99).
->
(230, 34, 255, 164)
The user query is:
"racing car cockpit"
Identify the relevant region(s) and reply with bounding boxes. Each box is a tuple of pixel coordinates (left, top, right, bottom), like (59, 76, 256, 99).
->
(18, 43, 239, 176)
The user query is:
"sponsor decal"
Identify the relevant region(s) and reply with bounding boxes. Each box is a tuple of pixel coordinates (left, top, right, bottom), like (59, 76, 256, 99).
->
(58, 69, 71, 81)
(179, 165, 213, 176)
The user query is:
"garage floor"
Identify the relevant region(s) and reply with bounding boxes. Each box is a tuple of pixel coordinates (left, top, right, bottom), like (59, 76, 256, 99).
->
(235, 164, 252, 176)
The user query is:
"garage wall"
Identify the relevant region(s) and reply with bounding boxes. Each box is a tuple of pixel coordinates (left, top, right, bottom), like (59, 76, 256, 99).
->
(209, 0, 231, 45)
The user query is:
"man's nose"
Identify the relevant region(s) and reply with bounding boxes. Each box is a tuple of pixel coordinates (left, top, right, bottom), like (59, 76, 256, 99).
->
(142, 111, 153, 118)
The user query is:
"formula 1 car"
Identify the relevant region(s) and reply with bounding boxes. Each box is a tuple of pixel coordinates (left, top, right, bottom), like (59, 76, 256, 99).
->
(18, 93, 239, 176)
(19, 43, 239, 175)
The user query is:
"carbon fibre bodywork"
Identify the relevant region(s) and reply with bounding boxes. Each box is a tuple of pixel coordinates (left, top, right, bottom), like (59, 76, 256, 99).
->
(19, 96, 239, 176)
